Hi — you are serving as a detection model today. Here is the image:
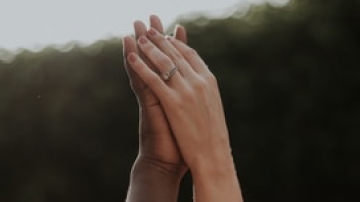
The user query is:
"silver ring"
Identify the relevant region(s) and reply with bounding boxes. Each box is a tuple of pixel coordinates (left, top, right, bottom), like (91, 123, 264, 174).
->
(161, 66, 178, 81)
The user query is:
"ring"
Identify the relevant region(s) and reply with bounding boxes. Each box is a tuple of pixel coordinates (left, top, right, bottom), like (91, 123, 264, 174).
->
(161, 66, 178, 81)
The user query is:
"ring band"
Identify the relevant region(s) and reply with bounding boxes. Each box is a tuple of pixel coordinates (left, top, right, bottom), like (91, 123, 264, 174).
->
(161, 66, 178, 81)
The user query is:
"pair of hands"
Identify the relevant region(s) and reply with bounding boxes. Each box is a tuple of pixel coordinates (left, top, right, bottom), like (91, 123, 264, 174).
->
(123, 15, 188, 174)
(123, 15, 242, 202)
(123, 15, 231, 173)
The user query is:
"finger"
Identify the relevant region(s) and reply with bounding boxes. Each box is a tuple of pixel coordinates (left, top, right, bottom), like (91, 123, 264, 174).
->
(149, 15, 164, 34)
(174, 25, 187, 44)
(147, 28, 195, 77)
(127, 52, 170, 98)
(137, 36, 182, 83)
(123, 36, 136, 59)
(134, 20, 159, 72)
(168, 38, 209, 74)
(134, 20, 147, 40)
(123, 36, 142, 89)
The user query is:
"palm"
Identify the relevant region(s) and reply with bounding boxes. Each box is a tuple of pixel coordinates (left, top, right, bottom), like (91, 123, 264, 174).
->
(123, 16, 187, 166)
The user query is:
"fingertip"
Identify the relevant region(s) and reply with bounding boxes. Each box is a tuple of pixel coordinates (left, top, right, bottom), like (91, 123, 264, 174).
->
(133, 20, 143, 27)
(123, 35, 137, 53)
(175, 25, 188, 43)
(122, 35, 132, 43)
(149, 14, 164, 33)
(149, 14, 160, 22)
(134, 20, 147, 38)
(134, 20, 146, 30)
(176, 25, 185, 33)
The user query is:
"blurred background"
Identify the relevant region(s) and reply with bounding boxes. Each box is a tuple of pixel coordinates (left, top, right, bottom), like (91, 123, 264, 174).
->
(0, 0, 359, 201)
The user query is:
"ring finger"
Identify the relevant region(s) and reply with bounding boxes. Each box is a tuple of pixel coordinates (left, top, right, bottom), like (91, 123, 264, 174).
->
(137, 36, 182, 84)
(147, 28, 196, 78)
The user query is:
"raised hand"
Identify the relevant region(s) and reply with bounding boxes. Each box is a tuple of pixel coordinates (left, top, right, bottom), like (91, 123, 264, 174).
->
(126, 27, 243, 202)
(123, 15, 188, 173)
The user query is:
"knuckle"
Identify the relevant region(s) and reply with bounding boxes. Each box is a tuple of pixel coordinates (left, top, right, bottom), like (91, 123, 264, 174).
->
(176, 85, 195, 101)
(142, 43, 154, 54)
(167, 92, 184, 109)
(181, 90, 196, 104)
(152, 34, 163, 42)
(169, 51, 183, 64)
(205, 72, 218, 85)
(184, 47, 198, 58)
(172, 96, 184, 107)
(192, 78, 207, 92)
(146, 74, 162, 87)
(157, 56, 172, 67)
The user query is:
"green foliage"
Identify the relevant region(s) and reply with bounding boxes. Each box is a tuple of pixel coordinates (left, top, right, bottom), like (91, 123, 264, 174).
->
(1, 0, 359, 201)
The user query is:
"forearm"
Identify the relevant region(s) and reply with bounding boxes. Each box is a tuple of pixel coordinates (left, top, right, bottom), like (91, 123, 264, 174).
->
(126, 156, 185, 202)
(191, 154, 243, 202)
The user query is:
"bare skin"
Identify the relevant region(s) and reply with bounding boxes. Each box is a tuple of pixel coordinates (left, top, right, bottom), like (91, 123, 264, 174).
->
(124, 15, 188, 202)
(125, 16, 244, 202)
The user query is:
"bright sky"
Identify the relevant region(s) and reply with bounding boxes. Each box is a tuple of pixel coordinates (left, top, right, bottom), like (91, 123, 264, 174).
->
(0, 0, 288, 51)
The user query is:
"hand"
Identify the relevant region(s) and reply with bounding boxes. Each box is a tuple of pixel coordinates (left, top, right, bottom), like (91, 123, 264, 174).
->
(123, 15, 188, 174)
(126, 27, 243, 202)
(127, 26, 231, 173)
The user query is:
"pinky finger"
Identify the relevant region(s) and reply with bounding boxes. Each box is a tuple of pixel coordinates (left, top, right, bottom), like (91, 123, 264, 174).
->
(127, 52, 170, 97)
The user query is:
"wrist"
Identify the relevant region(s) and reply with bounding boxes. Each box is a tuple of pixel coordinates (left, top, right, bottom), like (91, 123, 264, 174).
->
(190, 154, 243, 202)
(190, 150, 241, 190)
(188, 141, 234, 174)
(126, 156, 187, 202)
(132, 155, 187, 179)
(191, 152, 236, 179)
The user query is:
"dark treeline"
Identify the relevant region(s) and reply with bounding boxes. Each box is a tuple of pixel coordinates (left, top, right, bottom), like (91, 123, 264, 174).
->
(0, 0, 359, 201)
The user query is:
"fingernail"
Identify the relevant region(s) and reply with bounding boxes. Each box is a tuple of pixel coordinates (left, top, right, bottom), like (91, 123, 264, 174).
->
(128, 53, 137, 62)
(148, 28, 157, 36)
(138, 36, 148, 44)
(165, 35, 173, 41)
